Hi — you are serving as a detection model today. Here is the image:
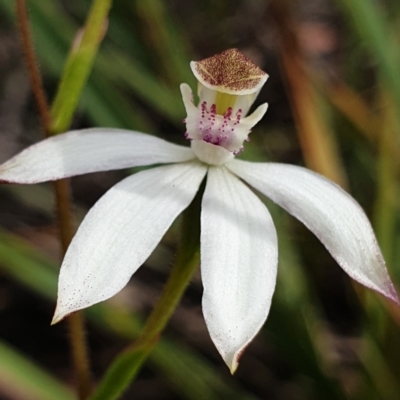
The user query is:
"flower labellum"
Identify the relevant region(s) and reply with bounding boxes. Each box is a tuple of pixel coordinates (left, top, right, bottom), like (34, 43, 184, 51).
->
(0, 48, 398, 373)
(182, 48, 269, 157)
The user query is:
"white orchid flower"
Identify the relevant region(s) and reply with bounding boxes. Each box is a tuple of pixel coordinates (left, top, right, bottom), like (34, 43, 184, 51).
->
(0, 49, 397, 372)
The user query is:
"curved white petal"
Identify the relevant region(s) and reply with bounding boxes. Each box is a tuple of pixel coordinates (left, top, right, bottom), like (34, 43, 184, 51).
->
(52, 161, 207, 323)
(0, 128, 195, 183)
(201, 166, 278, 372)
(228, 160, 399, 304)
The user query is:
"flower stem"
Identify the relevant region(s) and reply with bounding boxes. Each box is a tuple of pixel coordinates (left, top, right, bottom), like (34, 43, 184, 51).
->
(89, 180, 204, 400)
(15, 0, 51, 132)
(14, 1, 114, 398)
(53, 179, 92, 399)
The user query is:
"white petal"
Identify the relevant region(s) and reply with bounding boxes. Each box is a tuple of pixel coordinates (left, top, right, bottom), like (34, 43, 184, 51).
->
(201, 166, 278, 372)
(191, 141, 234, 166)
(228, 160, 399, 304)
(0, 128, 195, 183)
(52, 161, 207, 323)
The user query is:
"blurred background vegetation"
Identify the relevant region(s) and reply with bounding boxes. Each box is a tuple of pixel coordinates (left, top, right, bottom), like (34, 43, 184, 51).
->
(0, 0, 400, 399)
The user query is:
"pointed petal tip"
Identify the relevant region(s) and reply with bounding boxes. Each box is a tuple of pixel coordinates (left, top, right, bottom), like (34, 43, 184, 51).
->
(51, 309, 67, 325)
(229, 359, 239, 375)
(50, 316, 61, 326)
(387, 283, 400, 305)
(368, 280, 399, 305)
(50, 315, 62, 326)
(225, 349, 244, 375)
(257, 102, 269, 113)
(224, 347, 246, 375)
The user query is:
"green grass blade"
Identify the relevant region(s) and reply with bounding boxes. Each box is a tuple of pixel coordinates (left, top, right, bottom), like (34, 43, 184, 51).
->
(49, 0, 113, 133)
(0, 339, 74, 400)
(336, 0, 400, 120)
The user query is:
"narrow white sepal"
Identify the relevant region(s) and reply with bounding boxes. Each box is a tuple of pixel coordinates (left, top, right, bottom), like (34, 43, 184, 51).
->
(52, 161, 207, 324)
(201, 167, 278, 371)
(0, 128, 195, 184)
(228, 160, 399, 304)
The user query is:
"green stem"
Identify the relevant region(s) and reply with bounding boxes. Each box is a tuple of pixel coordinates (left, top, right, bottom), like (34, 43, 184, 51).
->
(67, 312, 92, 399)
(50, 0, 113, 134)
(89, 180, 204, 400)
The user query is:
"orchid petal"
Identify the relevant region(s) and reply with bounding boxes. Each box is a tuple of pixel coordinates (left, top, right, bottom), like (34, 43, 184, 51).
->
(0, 128, 195, 184)
(228, 160, 399, 303)
(201, 166, 278, 372)
(52, 161, 207, 324)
